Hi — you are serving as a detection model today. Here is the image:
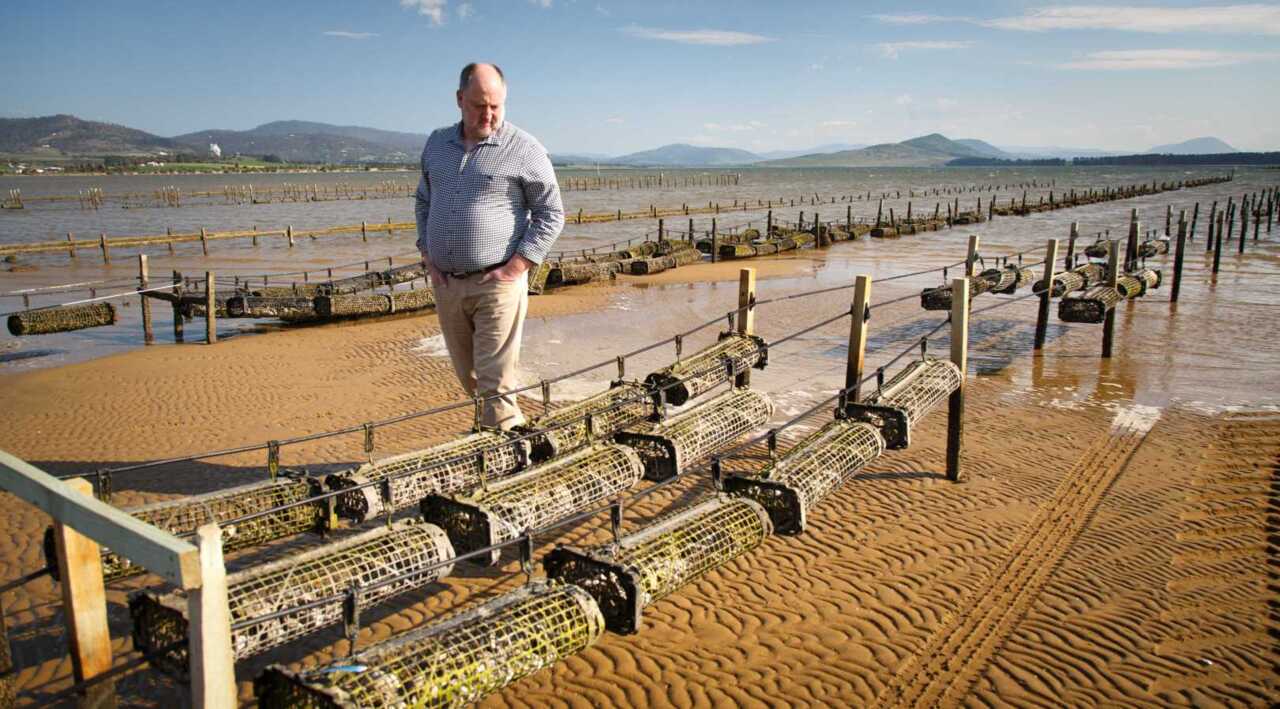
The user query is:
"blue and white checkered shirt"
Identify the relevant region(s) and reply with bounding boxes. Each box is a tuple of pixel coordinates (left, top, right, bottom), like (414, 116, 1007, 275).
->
(414, 121, 564, 272)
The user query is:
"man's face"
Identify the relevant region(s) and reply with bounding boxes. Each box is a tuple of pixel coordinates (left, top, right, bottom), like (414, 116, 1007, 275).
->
(456, 71, 506, 141)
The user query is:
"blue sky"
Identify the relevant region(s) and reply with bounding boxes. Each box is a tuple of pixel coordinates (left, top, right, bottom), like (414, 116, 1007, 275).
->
(5, 1, 1279, 153)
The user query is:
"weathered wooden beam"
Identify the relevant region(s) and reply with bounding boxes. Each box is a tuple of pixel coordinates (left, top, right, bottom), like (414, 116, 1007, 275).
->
(846, 275, 872, 402)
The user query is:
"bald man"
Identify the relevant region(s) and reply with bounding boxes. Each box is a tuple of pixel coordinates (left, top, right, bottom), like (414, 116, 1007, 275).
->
(415, 62, 564, 429)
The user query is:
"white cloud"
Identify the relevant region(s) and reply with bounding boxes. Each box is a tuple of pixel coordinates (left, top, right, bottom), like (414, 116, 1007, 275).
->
(810, 63, 825, 71)
(870, 13, 970, 24)
(622, 24, 774, 46)
(895, 94, 914, 106)
(936, 97, 958, 109)
(323, 30, 378, 39)
(876, 40, 973, 59)
(1058, 48, 1280, 69)
(457, 2, 473, 19)
(605, 116, 625, 124)
(529, 0, 552, 8)
(820, 120, 857, 128)
(870, 5, 1280, 35)
(401, 0, 447, 26)
(704, 120, 766, 132)
(987, 4, 1280, 35)
(595, 4, 610, 16)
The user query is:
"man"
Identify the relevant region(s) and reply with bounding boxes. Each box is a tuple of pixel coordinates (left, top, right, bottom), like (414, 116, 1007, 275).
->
(415, 62, 564, 430)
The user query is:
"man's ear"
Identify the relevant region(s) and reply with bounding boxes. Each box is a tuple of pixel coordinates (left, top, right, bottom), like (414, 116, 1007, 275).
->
(456, 90, 463, 109)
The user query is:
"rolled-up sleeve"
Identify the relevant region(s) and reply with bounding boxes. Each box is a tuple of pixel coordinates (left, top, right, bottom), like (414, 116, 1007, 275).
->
(414, 145, 432, 256)
(515, 147, 564, 265)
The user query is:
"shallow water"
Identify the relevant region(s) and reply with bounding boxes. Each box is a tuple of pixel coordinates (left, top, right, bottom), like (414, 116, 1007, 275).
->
(2, 166, 1276, 421)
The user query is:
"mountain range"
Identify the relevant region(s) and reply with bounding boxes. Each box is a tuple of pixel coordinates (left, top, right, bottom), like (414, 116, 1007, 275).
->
(0, 115, 1244, 167)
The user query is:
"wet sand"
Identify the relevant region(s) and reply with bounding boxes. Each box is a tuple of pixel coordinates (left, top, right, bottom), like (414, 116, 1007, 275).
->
(1, 182, 1278, 706)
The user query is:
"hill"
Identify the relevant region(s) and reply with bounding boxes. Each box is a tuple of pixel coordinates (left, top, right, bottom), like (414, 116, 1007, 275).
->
(610, 143, 761, 167)
(1145, 137, 1237, 155)
(760, 133, 1004, 167)
(0, 115, 179, 156)
(173, 121, 424, 163)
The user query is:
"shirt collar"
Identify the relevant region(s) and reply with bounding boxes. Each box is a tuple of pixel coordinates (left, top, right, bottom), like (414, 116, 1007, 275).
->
(451, 121, 507, 148)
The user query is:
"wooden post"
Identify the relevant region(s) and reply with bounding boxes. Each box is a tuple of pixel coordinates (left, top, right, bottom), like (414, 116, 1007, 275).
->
(200, 227, 209, 256)
(875, 199, 883, 227)
(710, 218, 718, 263)
(1165, 204, 1172, 237)
(188, 524, 236, 709)
(287, 225, 294, 247)
(846, 275, 872, 402)
(1034, 239, 1059, 351)
(965, 234, 980, 277)
(946, 277, 969, 483)
(1225, 198, 1235, 243)
(1189, 202, 1199, 241)
(1171, 218, 1188, 304)
(1065, 221, 1078, 269)
(1213, 211, 1224, 275)
(205, 272, 216, 345)
(658, 218, 664, 242)
(846, 204, 851, 231)
(361, 220, 368, 242)
(1238, 195, 1248, 254)
(67, 232, 77, 260)
(734, 268, 756, 386)
(99, 233, 110, 264)
(52, 478, 116, 707)
(172, 271, 184, 343)
(139, 254, 153, 345)
(1206, 201, 1218, 252)
(766, 210, 772, 237)
(1102, 241, 1119, 358)
(1126, 209, 1139, 271)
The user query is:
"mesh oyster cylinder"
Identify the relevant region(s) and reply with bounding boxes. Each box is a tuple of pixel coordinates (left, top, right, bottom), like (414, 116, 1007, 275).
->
(544, 496, 772, 634)
(519, 381, 652, 463)
(129, 521, 454, 678)
(8, 302, 116, 336)
(614, 387, 774, 481)
(326, 429, 527, 523)
(43, 477, 326, 582)
(421, 443, 645, 565)
(644, 332, 768, 406)
(723, 419, 885, 534)
(844, 357, 963, 449)
(254, 581, 604, 709)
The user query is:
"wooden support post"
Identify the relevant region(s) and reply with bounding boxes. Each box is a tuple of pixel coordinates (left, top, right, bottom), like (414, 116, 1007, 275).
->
(1238, 195, 1249, 254)
(846, 204, 851, 231)
(1190, 202, 1199, 241)
(188, 524, 236, 709)
(200, 227, 209, 256)
(1126, 209, 1139, 271)
(965, 234, 980, 277)
(1034, 239, 1059, 351)
(53, 478, 117, 707)
(710, 218, 718, 263)
(734, 268, 756, 387)
(172, 271, 184, 343)
(1225, 198, 1235, 243)
(875, 199, 883, 227)
(1165, 204, 1172, 237)
(361, 220, 368, 242)
(1213, 211, 1224, 275)
(946, 277, 969, 483)
(658, 218, 664, 242)
(287, 225, 294, 247)
(846, 275, 872, 403)
(205, 272, 216, 345)
(99, 233, 110, 264)
(1102, 241, 1119, 358)
(1171, 218, 1188, 304)
(139, 255, 153, 345)
(1206, 201, 1218, 252)
(766, 210, 772, 237)
(67, 232, 77, 260)
(1066, 221, 1078, 269)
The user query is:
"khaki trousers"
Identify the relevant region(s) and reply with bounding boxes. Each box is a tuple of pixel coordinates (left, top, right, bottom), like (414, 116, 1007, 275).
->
(433, 271, 528, 430)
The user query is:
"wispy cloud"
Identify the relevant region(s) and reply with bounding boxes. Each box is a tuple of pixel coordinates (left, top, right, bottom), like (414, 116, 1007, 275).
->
(704, 120, 766, 131)
(323, 30, 378, 39)
(529, 0, 552, 7)
(876, 41, 973, 59)
(895, 94, 913, 106)
(595, 4, 610, 16)
(820, 120, 857, 128)
(870, 13, 969, 25)
(401, 0, 447, 26)
(1058, 48, 1280, 69)
(622, 24, 774, 46)
(988, 4, 1280, 34)
(605, 116, 625, 124)
(871, 5, 1280, 35)
(457, 2, 473, 20)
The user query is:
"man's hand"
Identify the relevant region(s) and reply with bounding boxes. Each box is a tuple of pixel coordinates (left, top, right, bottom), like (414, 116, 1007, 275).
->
(480, 254, 535, 284)
(422, 255, 449, 288)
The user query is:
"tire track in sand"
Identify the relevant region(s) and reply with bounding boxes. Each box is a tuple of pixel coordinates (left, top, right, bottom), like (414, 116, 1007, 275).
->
(874, 406, 1158, 708)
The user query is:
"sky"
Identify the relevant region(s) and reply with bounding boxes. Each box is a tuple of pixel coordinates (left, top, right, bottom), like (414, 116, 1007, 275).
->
(4, 1, 1279, 154)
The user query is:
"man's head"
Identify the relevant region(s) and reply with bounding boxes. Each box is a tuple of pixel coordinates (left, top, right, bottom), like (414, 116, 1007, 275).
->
(457, 62, 506, 142)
